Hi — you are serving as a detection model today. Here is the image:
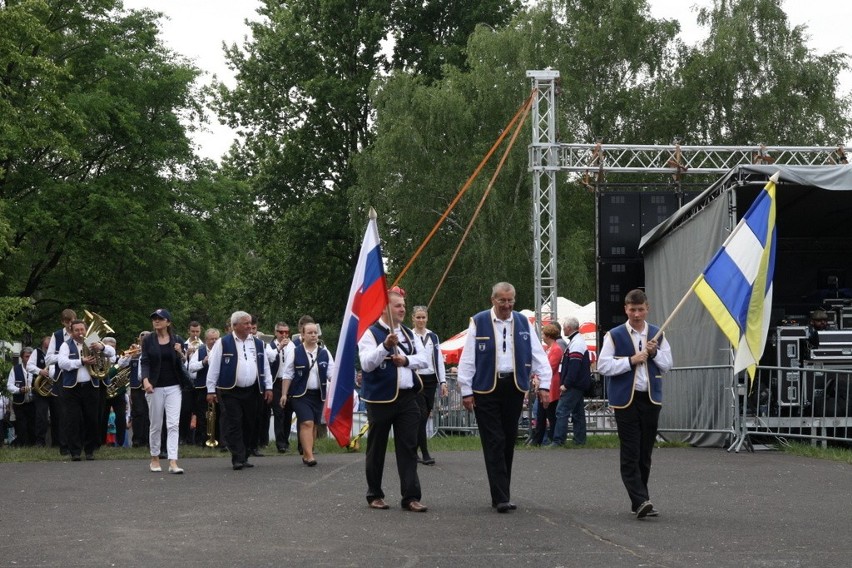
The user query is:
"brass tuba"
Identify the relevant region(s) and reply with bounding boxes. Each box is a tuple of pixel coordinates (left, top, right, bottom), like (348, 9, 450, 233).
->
(105, 366, 131, 398)
(82, 310, 115, 380)
(33, 374, 56, 397)
(205, 402, 218, 447)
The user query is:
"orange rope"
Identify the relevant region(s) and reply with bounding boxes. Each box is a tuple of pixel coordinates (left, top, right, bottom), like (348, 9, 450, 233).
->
(390, 90, 536, 287)
(427, 96, 533, 309)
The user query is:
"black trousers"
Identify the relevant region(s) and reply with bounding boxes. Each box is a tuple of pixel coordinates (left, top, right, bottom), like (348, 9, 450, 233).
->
(365, 389, 422, 507)
(271, 380, 294, 450)
(63, 382, 100, 457)
(179, 387, 194, 444)
(254, 389, 270, 449)
(129, 388, 150, 447)
(11, 402, 36, 445)
(473, 375, 525, 506)
(220, 385, 259, 465)
(613, 393, 661, 511)
(191, 388, 208, 446)
(33, 394, 54, 446)
(100, 393, 127, 447)
(416, 374, 438, 458)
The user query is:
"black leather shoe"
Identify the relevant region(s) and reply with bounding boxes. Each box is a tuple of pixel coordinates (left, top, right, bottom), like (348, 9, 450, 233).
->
(420, 457, 436, 466)
(492, 501, 517, 510)
(232, 463, 245, 470)
(243, 461, 254, 468)
(250, 449, 264, 457)
(277, 446, 288, 453)
(496, 502, 513, 513)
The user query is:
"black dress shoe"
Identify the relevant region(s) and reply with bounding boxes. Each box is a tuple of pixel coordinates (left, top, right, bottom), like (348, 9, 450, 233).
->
(420, 457, 436, 466)
(71, 455, 82, 462)
(250, 449, 264, 457)
(232, 463, 245, 470)
(302, 458, 318, 467)
(85, 454, 95, 461)
(242, 461, 254, 468)
(496, 502, 513, 513)
(492, 501, 517, 510)
(277, 446, 288, 454)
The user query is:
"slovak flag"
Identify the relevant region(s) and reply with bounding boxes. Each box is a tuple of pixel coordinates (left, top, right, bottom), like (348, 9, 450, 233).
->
(324, 210, 388, 446)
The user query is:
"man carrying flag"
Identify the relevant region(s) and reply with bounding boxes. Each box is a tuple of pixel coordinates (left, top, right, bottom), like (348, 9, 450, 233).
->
(324, 209, 389, 446)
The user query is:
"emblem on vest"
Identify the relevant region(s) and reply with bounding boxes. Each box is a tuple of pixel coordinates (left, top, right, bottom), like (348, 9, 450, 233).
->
(478, 343, 486, 352)
(519, 331, 530, 341)
(224, 354, 232, 365)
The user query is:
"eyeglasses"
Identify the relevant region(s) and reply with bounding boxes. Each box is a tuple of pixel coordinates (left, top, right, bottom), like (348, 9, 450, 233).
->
(276, 329, 289, 335)
(494, 298, 515, 305)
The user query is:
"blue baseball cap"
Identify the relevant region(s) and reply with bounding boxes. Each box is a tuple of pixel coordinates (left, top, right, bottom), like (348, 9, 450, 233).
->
(150, 308, 172, 321)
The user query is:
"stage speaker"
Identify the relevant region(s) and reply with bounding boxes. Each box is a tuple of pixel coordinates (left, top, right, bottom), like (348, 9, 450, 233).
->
(598, 258, 644, 335)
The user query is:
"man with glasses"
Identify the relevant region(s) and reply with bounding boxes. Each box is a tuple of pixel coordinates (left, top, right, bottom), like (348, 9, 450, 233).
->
(267, 322, 295, 452)
(457, 282, 552, 513)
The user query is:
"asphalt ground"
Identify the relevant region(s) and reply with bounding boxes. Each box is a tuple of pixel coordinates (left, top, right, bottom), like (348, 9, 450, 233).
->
(1, 446, 850, 568)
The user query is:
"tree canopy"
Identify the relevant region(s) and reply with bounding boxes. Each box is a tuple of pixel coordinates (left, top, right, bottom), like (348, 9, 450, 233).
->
(1, 0, 849, 347)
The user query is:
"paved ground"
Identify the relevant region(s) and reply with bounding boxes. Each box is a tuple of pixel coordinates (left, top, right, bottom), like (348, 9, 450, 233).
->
(1, 446, 850, 567)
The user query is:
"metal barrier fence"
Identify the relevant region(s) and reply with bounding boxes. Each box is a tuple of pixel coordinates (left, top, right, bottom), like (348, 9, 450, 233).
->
(736, 365, 852, 449)
(349, 366, 851, 448)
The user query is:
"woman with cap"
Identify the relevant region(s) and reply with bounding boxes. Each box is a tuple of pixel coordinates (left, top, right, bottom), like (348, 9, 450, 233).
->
(140, 308, 187, 474)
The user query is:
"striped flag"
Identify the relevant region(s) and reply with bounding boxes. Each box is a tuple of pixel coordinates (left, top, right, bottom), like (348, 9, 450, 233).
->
(324, 211, 388, 446)
(694, 172, 778, 381)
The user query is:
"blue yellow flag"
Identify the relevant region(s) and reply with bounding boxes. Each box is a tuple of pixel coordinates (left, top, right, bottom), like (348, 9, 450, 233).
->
(694, 172, 777, 381)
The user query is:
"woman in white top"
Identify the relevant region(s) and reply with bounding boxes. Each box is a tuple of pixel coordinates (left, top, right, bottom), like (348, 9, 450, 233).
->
(411, 306, 448, 465)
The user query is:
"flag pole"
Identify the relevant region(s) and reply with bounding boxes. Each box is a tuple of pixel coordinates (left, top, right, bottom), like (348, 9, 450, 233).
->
(371, 207, 396, 341)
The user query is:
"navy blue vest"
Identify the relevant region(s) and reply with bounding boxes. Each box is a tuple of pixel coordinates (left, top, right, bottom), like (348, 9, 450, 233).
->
(213, 335, 267, 392)
(268, 339, 284, 383)
(288, 345, 330, 399)
(605, 324, 663, 408)
(61, 340, 102, 388)
(11, 364, 31, 404)
(129, 358, 142, 389)
(192, 346, 209, 388)
(471, 310, 534, 393)
(361, 323, 423, 403)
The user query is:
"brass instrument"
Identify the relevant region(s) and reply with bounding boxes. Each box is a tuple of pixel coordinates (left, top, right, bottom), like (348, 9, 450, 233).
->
(120, 345, 142, 359)
(205, 402, 218, 447)
(82, 310, 115, 380)
(33, 373, 56, 397)
(106, 366, 131, 399)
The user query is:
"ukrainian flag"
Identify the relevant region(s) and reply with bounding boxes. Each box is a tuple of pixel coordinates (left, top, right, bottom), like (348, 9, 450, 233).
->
(694, 172, 777, 381)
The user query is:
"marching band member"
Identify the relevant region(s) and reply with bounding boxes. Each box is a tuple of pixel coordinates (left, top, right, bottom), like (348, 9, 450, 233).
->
(43, 309, 76, 455)
(206, 311, 273, 470)
(280, 322, 334, 466)
(6, 347, 36, 446)
(267, 322, 295, 453)
(188, 328, 220, 446)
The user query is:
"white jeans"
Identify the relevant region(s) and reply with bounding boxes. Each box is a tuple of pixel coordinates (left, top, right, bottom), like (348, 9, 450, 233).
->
(147, 385, 181, 460)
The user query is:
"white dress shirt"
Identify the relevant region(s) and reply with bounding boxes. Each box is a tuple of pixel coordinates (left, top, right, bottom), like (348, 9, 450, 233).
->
(6, 364, 34, 402)
(414, 329, 447, 383)
(596, 322, 673, 391)
(58, 340, 94, 383)
(205, 333, 273, 393)
(44, 329, 71, 367)
(281, 346, 336, 390)
(457, 308, 552, 397)
(358, 320, 428, 389)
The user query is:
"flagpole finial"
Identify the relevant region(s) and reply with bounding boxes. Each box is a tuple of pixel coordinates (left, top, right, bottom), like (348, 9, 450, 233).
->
(368, 207, 377, 220)
(769, 171, 780, 183)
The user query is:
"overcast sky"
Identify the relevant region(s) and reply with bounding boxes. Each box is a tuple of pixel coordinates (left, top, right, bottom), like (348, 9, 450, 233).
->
(121, 0, 852, 161)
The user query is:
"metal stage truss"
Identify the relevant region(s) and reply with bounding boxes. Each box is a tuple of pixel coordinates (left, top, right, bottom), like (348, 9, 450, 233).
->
(526, 68, 848, 326)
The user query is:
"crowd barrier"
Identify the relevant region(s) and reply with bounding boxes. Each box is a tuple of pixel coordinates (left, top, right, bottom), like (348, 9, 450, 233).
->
(346, 366, 851, 449)
(736, 365, 852, 449)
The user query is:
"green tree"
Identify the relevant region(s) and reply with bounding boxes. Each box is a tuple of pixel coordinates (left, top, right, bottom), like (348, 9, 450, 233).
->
(389, 0, 523, 80)
(650, 0, 851, 145)
(0, 1, 236, 342)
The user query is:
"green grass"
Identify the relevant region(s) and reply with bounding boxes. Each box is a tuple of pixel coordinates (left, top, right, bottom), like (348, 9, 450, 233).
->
(4, 433, 846, 463)
(777, 440, 852, 464)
